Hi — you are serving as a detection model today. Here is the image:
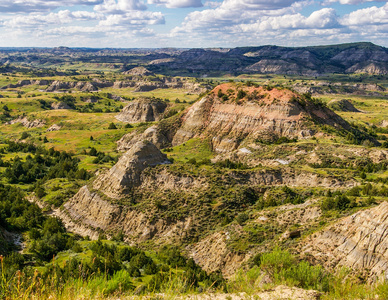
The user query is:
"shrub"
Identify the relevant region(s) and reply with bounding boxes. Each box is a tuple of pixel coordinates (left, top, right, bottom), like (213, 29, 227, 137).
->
(235, 213, 249, 225)
(20, 132, 30, 140)
(104, 270, 134, 296)
(236, 90, 246, 100)
(258, 248, 331, 292)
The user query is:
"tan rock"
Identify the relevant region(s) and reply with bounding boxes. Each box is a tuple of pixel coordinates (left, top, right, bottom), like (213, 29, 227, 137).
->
(116, 98, 167, 123)
(93, 140, 169, 198)
(302, 201, 388, 281)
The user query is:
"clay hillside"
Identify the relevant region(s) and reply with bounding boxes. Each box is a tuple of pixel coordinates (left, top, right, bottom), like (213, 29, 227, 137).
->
(117, 83, 369, 153)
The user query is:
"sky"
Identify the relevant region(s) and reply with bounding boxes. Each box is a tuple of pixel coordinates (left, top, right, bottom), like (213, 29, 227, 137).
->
(0, 0, 387, 48)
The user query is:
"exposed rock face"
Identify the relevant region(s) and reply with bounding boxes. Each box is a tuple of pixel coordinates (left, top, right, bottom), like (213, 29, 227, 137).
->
(57, 185, 194, 244)
(51, 102, 72, 109)
(117, 125, 170, 151)
(187, 230, 246, 277)
(302, 201, 388, 281)
(108, 94, 126, 102)
(93, 140, 169, 198)
(46, 80, 98, 92)
(115, 98, 167, 123)
(61, 165, 352, 244)
(243, 59, 318, 76)
(46, 124, 61, 131)
(292, 82, 386, 96)
(244, 168, 356, 189)
(1, 79, 51, 89)
(148, 42, 388, 76)
(171, 83, 349, 152)
(6, 116, 45, 128)
(347, 62, 388, 75)
(123, 66, 154, 76)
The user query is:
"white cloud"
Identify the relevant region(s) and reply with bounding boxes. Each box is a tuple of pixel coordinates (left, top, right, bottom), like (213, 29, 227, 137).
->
(148, 0, 202, 8)
(94, 0, 147, 13)
(341, 3, 388, 25)
(324, 0, 387, 5)
(237, 8, 339, 32)
(305, 8, 339, 28)
(98, 11, 164, 26)
(204, 1, 221, 7)
(220, 0, 298, 11)
(170, 5, 349, 48)
(172, 1, 338, 35)
(3, 10, 102, 27)
(0, 0, 103, 13)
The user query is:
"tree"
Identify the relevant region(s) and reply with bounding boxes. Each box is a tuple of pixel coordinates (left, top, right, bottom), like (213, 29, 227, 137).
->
(108, 122, 117, 129)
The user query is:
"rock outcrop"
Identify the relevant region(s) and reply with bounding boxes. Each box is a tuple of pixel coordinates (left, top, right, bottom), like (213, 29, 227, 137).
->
(302, 201, 388, 281)
(6, 116, 45, 128)
(292, 82, 385, 96)
(123, 66, 154, 76)
(187, 230, 246, 277)
(115, 98, 167, 123)
(117, 125, 170, 151)
(51, 102, 72, 109)
(1, 79, 51, 89)
(93, 140, 169, 198)
(46, 124, 61, 131)
(46, 80, 98, 92)
(170, 83, 349, 152)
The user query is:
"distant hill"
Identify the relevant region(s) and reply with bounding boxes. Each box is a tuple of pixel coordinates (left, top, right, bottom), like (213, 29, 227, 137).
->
(150, 42, 388, 76)
(1, 42, 387, 76)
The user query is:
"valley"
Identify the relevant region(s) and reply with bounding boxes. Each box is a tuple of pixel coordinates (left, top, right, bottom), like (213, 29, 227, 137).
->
(0, 43, 388, 299)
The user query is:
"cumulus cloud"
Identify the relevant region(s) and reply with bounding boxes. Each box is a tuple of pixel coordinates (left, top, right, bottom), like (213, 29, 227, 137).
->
(94, 0, 147, 13)
(341, 3, 388, 25)
(148, 0, 202, 8)
(98, 11, 164, 26)
(0, 0, 103, 13)
(3, 10, 102, 27)
(237, 8, 339, 32)
(172, 0, 338, 35)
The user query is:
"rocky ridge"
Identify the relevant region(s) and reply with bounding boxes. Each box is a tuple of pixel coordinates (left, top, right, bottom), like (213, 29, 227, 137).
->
(149, 42, 388, 76)
(292, 82, 386, 96)
(6, 116, 45, 128)
(118, 83, 354, 153)
(0, 69, 209, 95)
(93, 140, 170, 198)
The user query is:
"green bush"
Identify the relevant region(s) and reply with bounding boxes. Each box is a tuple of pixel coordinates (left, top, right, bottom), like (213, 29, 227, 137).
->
(104, 270, 134, 296)
(258, 248, 331, 292)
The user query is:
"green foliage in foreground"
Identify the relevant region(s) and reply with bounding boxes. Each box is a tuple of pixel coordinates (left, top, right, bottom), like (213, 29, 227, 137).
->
(4, 246, 388, 299)
(255, 247, 330, 292)
(0, 241, 224, 299)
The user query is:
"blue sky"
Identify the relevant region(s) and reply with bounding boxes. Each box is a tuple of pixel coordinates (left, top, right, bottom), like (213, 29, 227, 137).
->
(0, 0, 387, 48)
